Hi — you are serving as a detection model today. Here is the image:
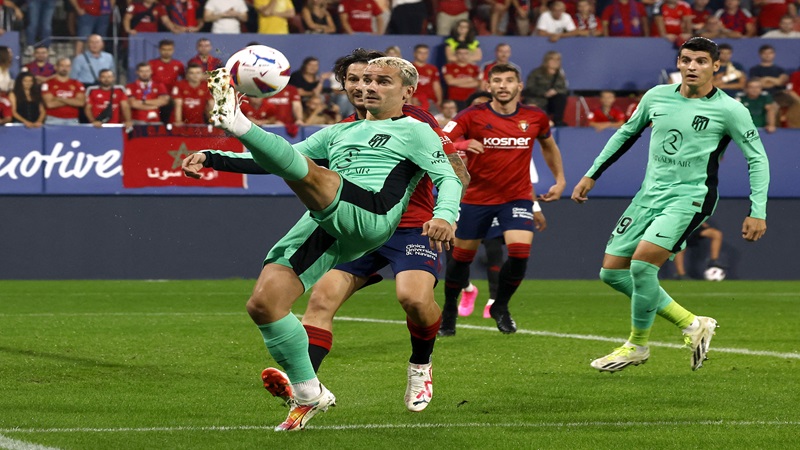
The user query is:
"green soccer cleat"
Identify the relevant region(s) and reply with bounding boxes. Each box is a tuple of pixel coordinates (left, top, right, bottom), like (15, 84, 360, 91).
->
(590, 345, 650, 372)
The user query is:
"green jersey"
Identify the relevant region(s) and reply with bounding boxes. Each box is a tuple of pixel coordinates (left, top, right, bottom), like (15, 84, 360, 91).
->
(586, 85, 770, 219)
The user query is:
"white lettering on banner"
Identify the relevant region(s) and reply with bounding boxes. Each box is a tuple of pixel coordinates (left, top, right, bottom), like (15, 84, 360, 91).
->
(405, 243, 439, 260)
(146, 167, 219, 181)
(482, 137, 532, 147)
(0, 140, 122, 180)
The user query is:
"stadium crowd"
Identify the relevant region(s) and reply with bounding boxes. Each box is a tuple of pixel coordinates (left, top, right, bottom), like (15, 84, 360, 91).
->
(1, 0, 800, 128)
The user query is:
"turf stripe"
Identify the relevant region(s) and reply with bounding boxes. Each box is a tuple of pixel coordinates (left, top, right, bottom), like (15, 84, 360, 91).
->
(2, 420, 800, 434)
(0, 434, 61, 450)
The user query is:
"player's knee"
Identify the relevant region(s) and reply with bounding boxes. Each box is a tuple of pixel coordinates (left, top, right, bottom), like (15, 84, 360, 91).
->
(306, 290, 338, 317)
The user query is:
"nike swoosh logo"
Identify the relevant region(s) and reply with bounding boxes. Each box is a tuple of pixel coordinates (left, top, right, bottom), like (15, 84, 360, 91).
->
(655, 232, 671, 238)
(646, 308, 657, 313)
(653, 113, 667, 117)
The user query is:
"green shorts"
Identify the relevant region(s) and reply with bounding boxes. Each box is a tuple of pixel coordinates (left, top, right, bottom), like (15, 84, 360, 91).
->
(605, 202, 709, 257)
(265, 177, 400, 291)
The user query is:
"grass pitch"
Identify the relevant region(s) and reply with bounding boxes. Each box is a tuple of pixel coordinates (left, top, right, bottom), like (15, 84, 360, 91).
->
(1, 279, 798, 449)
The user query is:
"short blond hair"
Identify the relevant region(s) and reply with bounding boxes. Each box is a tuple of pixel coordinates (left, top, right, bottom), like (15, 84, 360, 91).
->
(367, 56, 419, 89)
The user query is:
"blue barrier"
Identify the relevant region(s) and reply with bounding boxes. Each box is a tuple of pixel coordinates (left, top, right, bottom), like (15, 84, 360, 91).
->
(1, 125, 797, 197)
(128, 33, 800, 91)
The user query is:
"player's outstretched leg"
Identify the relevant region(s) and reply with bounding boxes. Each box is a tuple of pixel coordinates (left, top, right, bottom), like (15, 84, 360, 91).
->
(683, 316, 718, 370)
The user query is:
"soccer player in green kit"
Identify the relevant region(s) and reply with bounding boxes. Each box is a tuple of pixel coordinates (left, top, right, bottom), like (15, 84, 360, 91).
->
(205, 57, 462, 430)
(571, 37, 769, 372)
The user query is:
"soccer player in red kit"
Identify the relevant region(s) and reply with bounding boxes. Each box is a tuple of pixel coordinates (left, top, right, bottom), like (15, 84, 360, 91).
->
(84, 69, 132, 127)
(184, 48, 470, 413)
(172, 63, 211, 125)
(439, 63, 566, 335)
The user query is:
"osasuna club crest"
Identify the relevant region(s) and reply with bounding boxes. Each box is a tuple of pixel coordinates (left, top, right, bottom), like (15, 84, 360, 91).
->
(518, 121, 529, 132)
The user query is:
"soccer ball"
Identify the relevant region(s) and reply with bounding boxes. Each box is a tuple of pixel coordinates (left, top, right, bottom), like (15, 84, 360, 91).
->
(226, 45, 291, 98)
(703, 266, 726, 281)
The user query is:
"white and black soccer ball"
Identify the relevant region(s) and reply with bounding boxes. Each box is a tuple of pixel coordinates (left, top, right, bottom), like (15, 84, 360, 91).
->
(226, 45, 291, 98)
(703, 266, 727, 281)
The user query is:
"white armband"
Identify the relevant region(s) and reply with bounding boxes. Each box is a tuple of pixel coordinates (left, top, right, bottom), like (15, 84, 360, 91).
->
(533, 201, 542, 213)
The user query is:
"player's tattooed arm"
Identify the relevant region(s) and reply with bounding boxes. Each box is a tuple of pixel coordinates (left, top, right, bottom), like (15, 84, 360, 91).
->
(447, 153, 470, 198)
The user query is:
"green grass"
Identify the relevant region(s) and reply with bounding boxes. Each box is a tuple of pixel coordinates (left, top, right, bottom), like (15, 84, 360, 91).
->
(1, 280, 799, 449)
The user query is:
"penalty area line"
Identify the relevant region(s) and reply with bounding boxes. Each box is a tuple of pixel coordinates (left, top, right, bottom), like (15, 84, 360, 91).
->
(2, 420, 800, 435)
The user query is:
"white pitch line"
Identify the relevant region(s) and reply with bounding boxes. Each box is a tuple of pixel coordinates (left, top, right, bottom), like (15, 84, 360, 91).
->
(2, 420, 799, 435)
(332, 316, 800, 360)
(0, 433, 61, 450)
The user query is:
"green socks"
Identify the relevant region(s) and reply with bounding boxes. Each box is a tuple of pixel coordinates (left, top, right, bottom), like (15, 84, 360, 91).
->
(628, 260, 662, 346)
(239, 124, 309, 181)
(599, 267, 694, 328)
(258, 314, 316, 384)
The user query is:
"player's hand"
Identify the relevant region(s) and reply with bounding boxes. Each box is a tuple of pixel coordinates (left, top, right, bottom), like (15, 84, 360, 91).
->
(741, 217, 766, 242)
(422, 218, 455, 252)
(571, 176, 595, 204)
(538, 181, 565, 202)
(182, 152, 207, 179)
(463, 139, 484, 154)
(533, 211, 547, 232)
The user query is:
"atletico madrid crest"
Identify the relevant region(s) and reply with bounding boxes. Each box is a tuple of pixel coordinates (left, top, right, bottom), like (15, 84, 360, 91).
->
(518, 121, 529, 132)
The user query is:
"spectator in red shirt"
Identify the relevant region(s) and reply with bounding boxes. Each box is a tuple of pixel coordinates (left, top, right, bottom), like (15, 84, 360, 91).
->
(689, 0, 713, 35)
(124, 0, 179, 34)
(338, 0, 385, 34)
(126, 61, 170, 124)
(713, 0, 756, 37)
(753, 0, 796, 33)
(652, 0, 693, 46)
(411, 44, 443, 112)
(163, 0, 204, 32)
(24, 46, 56, 84)
(187, 38, 224, 75)
(240, 95, 279, 126)
(588, 90, 626, 131)
(172, 63, 212, 125)
(149, 39, 185, 94)
(574, 0, 603, 36)
(0, 95, 12, 125)
(264, 83, 305, 135)
(41, 57, 86, 125)
(84, 68, 132, 128)
(601, 0, 649, 36)
(443, 44, 482, 110)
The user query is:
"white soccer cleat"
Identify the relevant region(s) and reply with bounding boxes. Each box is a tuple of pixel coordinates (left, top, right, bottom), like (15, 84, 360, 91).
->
(274, 383, 336, 432)
(590, 345, 650, 372)
(404, 362, 433, 412)
(684, 316, 718, 371)
(207, 68, 245, 133)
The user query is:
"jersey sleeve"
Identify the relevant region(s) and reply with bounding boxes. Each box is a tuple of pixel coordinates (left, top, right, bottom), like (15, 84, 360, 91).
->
(202, 150, 269, 173)
(441, 109, 470, 140)
(408, 125, 462, 224)
(585, 88, 653, 180)
(727, 102, 770, 219)
(291, 125, 333, 161)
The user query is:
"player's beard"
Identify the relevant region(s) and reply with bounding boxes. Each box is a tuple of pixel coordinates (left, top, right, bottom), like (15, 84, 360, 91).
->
(493, 88, 519, 106)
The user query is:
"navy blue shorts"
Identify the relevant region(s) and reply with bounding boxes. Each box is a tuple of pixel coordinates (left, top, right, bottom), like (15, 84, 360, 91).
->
(456, 200, 534, 240)
(485, 216, 503, 240)
(335, 227, 441, 281)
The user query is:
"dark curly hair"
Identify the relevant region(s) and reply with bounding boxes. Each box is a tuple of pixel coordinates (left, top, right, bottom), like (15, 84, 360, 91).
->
(332, 48, 385, 88)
